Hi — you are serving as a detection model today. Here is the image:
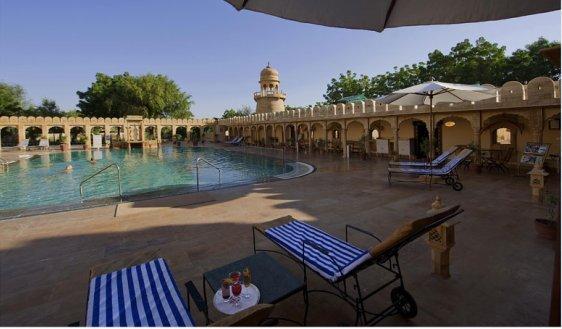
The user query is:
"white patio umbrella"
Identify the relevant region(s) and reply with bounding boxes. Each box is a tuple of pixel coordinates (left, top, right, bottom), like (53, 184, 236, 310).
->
(377, 81, 496, 160)
(224, 0, 559, 32)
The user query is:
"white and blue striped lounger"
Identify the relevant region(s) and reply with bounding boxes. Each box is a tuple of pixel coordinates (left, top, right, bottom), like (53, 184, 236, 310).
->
(389, 146, 459, 168)
(265, 220, 372, 282)
(86, 258, 195, 327)
(388, 149, 473, 176)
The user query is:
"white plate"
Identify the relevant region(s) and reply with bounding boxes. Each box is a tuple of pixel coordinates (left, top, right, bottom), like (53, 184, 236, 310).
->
(212, 284, 261, 315)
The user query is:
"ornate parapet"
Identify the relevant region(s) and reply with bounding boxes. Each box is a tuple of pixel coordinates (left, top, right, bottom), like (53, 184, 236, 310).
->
(0, 116, 215, 128)
(218, 77, 560, 126)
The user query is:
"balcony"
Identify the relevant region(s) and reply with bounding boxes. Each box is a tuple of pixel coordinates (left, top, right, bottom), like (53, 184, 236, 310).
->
(253, 90, 286, 98)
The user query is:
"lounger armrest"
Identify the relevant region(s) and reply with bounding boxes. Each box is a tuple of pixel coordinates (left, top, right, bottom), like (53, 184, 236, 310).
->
(345, 224, 382, 243)
(185, 281, 207, 313)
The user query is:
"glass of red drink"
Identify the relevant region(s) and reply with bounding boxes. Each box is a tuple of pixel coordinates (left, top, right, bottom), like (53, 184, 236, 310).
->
(229, 271, 241, 282)
(231, 282, 242, 307)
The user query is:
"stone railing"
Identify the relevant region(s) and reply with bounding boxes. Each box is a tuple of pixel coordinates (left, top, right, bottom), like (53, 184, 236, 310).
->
(0, 116, 215, 127)
(221, 77, 560, 125)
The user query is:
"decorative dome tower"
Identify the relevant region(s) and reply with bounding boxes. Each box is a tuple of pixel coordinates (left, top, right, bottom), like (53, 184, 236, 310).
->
(254, 63, 286, 114)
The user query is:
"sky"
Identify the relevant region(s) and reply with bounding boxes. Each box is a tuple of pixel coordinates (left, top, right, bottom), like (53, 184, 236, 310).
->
(0, 1, 560, 118)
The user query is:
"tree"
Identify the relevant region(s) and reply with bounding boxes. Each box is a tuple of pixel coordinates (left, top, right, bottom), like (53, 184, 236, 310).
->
(77, 72, 193, 119)
(0, 83, 28, 116)
(32, 98, 62, 117)
(505, 37, 560, 83)
(323, 37, 560, 103)
(237, 105, 253, 116)
(222, 108, 238, 118)
(323, 71, 373, 104)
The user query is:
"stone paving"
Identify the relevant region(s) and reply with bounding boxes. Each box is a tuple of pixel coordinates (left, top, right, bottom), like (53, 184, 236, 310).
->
(0, 151, 559, 326)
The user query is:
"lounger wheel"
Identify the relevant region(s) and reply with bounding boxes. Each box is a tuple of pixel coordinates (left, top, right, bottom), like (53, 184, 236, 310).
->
(391, 287, 417, 318)
(445, 177, 454, 185)
(452, 182, 463, 191)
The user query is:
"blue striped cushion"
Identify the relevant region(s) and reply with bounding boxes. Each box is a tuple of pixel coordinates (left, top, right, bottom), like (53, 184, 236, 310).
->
(265, 220, 371, 282)
(86, 258, 195, 327)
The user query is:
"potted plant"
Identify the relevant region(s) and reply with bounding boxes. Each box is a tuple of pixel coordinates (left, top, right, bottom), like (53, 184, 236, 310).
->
(79, 135, 91, 150)
(59, 136, 69, 151)
(535, 193, 559, 240)
(466, 142, 482, 173)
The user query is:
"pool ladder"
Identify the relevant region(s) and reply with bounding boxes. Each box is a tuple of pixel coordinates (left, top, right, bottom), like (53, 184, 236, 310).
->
(79, 163, 123, 202)
(0, 157, 10, 172)
(195, 157, 221, 191)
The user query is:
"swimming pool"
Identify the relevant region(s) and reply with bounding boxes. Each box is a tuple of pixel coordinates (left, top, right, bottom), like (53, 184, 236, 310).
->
(0, 147, 288, 214)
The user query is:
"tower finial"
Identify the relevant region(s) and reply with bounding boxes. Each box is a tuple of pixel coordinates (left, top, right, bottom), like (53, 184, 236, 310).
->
(267, 61, 270, 67)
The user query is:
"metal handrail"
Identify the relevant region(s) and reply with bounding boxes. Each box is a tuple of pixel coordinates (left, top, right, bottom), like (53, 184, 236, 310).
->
(0, 157, 8, 171)
(79, 163, 123, 201)
(195, 157, 221, 191)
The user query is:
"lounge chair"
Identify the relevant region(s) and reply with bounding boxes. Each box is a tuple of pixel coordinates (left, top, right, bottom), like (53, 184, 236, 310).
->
(85, 255, 273, 327)
(38, 139, 49, 150)
(17, 139, 29, 151)
(225, 136, 241, 145)
(231, 136, 244, 146)
(253, 206, 464, 325)
(388, 148, 473, 191)
(389, 145, 459, 168)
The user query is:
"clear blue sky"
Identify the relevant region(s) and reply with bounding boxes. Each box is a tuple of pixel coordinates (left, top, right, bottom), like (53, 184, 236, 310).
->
(0, 0, 560, 118)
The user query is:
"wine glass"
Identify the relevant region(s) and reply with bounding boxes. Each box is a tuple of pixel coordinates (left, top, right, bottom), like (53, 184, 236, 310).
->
(242, 267, 251, 299)
(231, 282, 242, 307)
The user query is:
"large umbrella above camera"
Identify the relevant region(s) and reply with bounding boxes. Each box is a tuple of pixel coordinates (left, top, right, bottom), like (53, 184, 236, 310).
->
(224, 0, 559, 32)
(377, 81, 496, 160)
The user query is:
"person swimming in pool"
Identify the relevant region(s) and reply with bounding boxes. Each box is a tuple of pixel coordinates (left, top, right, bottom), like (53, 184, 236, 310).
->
(89, 157, 96, 164)
(63, 164, 73, 173)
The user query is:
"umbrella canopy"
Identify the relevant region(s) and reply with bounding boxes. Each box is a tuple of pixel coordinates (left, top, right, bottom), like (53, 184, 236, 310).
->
(224, 0, 560, 32)
(378, 81, 496, 160)
(377, 81, 497, 106)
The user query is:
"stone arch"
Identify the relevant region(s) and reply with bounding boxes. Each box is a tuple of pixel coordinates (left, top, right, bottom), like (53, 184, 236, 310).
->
(265, 125, 274, 145)
(310, 122, 325, 142)
(25, 126, 43, 146)
(285, 124, 296, 145)
(398, 118, 429, 158)
(70, 126, 85, 145)
(48, 126, 65, 145)
(257, 125, 265, 145)
(435, 116, 473, 152)
(1, 126, 18, 147)
(480, 113, 529, 159)
(144, 125, 157, 140)
(346, 120, 365, 141)
(297, 123, 309, 145)
(369, 119, 393, 140)
(161, 126, 173, 141)
(273, 125, 284, 144)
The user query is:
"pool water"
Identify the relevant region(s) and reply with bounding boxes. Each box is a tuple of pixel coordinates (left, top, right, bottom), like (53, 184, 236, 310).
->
(0, 147, 286, 212)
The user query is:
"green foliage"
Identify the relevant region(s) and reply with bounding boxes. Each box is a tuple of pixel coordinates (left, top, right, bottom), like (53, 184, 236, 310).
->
(0, 82, 82, 117)
(0, 83, 29, 116)
(221, 106, 253, 118)
(33, 98, 62, 117)
(222, 109, 238, 118)
(77, 72, 193, 119)
(323, 37, 560, 103)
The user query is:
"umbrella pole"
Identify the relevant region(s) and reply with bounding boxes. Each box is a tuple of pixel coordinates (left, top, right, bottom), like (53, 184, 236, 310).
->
(429, 94, 433, 190)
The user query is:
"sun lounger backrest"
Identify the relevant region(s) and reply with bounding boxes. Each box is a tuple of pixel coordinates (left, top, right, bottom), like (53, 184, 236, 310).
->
(39, 139, 49, 147)
(432, 145, 458, 164)
(369, 205, 461, 259)
(440, 149, 473, 173)
(19, 139, 29, 147)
